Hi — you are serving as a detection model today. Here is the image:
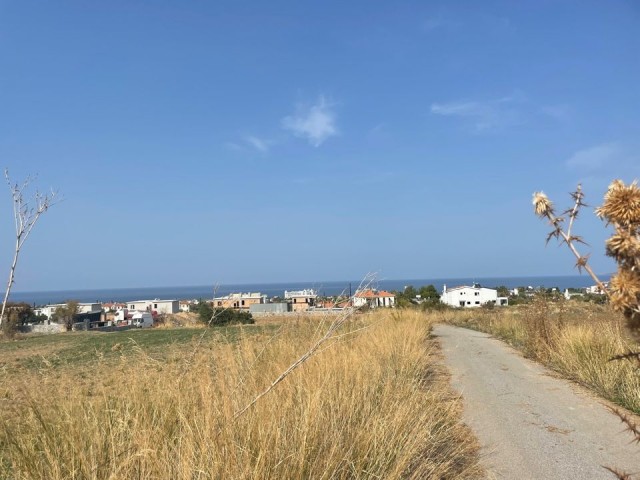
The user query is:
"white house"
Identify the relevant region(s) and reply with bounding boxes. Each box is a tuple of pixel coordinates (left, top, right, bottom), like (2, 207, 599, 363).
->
(102, 302, 127, 312)
(35, 302, 102, 320)
(353, 290, 396, 308)
(440, 284, 508, 308)
(127, 299, 179, 315)
(179, 300, 196, 312)
(585, 282, 608, 295)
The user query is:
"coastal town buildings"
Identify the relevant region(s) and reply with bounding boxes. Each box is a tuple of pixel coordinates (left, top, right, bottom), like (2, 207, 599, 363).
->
(440, 284, 508, 308)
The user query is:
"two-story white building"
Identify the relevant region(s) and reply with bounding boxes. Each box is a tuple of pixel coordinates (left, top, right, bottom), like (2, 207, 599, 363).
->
(440, 284, 508, 308)
(127, 299, 179, 315)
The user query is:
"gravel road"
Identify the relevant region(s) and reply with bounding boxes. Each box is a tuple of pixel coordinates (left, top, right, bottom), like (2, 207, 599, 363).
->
(433, 324, 640, 480)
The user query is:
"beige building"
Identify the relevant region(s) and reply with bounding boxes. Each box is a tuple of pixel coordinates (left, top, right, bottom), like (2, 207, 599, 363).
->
(213, 292, 266, 310)
(284, 289, 317, 312)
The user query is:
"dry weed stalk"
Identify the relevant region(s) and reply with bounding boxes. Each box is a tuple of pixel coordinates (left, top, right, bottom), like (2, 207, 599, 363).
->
(603, 408, 640, 479)
(609, 407, 640, 444)
(0, 170, 59, 329)
(609, 350, 640, 368)
(604, 466, 634, 480)
(233, 273, 376, 418)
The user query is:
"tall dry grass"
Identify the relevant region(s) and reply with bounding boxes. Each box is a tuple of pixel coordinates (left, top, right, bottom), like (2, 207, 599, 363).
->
(0, 310, 481, 479)
(445, 300, 640, 414)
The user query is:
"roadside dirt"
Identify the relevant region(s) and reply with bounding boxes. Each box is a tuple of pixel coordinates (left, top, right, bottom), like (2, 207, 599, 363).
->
(434, 324, 640, 480)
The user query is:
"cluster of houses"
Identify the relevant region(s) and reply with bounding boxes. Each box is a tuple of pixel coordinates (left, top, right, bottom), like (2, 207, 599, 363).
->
(33, 279, 605, 333)
(32, 283, 518, 331)
(34, 299, 182, 330)
(206, 288, 396, 314)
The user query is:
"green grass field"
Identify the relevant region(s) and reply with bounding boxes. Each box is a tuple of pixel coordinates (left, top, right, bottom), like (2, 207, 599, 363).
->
(0, 325, 274, 371)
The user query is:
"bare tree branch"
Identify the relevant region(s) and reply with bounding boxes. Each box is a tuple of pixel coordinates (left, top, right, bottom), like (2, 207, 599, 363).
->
(0, 169, 60, 330)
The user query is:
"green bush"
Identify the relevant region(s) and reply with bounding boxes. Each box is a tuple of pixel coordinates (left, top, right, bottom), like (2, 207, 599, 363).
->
(198, 302, 255, 326)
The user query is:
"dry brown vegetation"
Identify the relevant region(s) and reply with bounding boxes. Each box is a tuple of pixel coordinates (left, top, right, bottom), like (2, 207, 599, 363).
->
(443, 300, 640, 414)
(0, 310, 482, 479)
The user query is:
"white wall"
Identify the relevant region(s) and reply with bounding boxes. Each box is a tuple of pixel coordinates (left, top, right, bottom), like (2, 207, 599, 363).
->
(353, 294, 396, 308)
(36, 302, 102, 319)
(128, 300, 179, 314)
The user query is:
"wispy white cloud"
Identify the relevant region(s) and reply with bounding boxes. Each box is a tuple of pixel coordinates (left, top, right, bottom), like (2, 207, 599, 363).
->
(430, 95, 521, 132)
(566, 143, 621, 171)
(282, 96, 338, 147)
(244, 135, 270, 152)
(225, 135, 273, 153)
(430, 91, 570, 132)
(564, 143, 639, 195)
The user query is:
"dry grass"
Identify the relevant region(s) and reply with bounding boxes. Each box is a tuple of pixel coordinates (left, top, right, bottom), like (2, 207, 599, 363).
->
(445, 300, 640, 414)
(0, 310, 481, 479)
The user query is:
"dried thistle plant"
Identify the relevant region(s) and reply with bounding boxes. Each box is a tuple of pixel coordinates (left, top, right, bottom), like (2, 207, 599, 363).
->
(597, 180, 640, 335)
(532, 185, 605, 289)
(533, 180, 640, 340)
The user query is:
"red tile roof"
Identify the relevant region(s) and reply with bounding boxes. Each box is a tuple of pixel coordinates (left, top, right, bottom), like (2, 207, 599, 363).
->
(354, 289, 395, 298)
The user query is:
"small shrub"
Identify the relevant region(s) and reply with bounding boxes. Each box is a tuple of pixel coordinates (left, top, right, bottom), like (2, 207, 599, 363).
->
(197, 302, 254, 326)
(211, 308, 254, 326)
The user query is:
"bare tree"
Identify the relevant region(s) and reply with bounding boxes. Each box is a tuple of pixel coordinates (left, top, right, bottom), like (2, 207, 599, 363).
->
(0, 169, 59, 330)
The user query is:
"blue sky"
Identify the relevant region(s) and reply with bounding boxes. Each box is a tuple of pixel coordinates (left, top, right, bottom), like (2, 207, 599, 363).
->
(0, 0, 638, 291)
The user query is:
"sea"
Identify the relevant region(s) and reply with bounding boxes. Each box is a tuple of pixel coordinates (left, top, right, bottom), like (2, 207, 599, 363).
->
(10, 274, 610, 306)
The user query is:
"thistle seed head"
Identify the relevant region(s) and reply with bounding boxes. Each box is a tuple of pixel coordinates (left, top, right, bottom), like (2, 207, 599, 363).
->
(604, 179, 625, 201)
(533, 191, 554, 217)
(606, 231, 640, 262)
(596, 180, 640, 225)
(609, 269, 640, 312)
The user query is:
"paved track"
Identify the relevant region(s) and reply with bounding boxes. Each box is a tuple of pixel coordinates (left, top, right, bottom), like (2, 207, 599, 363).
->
(434, 324, 640, 480)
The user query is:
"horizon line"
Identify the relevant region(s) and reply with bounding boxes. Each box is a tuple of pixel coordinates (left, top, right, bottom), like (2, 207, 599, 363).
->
(12, 273, 612, 295)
